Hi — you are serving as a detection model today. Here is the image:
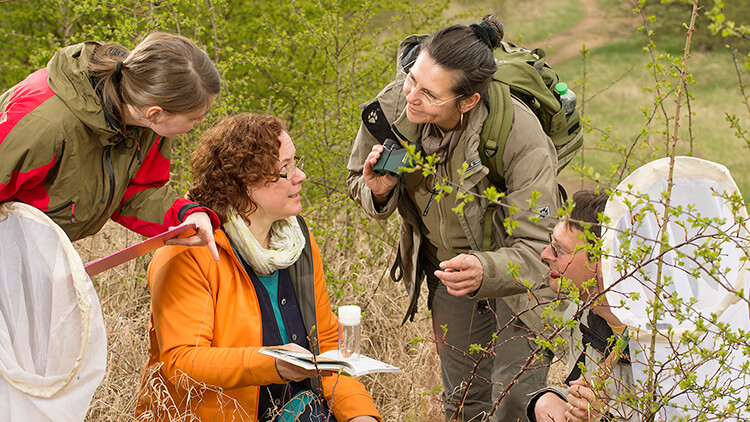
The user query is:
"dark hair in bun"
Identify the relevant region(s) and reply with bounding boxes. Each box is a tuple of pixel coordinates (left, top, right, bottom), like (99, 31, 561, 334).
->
(421, 15, 504, 100)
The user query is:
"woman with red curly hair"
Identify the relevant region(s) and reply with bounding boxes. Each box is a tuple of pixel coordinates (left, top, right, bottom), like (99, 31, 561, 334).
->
(136, 113, 381, 422)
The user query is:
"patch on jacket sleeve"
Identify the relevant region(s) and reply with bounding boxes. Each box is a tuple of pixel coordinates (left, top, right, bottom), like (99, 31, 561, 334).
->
(361, 100, 397, 145)
(535, 205, 551, 219)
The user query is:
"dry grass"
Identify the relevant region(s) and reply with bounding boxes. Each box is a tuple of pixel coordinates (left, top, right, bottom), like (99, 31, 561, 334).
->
(76, 222, 152, 421)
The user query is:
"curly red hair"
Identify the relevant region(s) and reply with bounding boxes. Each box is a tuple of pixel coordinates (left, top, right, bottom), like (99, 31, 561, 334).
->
(188, 113, 286, 223)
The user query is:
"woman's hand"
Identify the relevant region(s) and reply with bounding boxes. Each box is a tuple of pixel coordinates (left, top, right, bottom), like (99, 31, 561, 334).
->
(348, 416, 378, 422)
(165, 211, 219, 261)
(565, 378, 608, 422)
(533, 392, 569, 422)
(435, 254, 483, 297)
(362, 144, 398, 205)
(274, 343, 322, 382)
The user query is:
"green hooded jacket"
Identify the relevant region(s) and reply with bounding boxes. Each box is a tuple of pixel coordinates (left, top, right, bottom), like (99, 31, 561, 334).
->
(0, 42, 214, 241)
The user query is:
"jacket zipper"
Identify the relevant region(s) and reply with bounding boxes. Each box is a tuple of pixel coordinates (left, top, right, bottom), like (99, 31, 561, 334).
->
(436, 162, 449, 249)
(46, 200, 77, 223)
(423, 161, 442, 217)
(433, 158, 484, 249)
(423, 194, 434, 217)
(424, 159, 482, 217)
(99, 145, 116, 221)
(135, 136, 142, 164)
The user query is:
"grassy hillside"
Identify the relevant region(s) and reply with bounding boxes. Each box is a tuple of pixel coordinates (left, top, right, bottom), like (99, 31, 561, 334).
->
(452, 0, 750, 197)
(555, 30, 750, 195)
(451, 0, 586, 42)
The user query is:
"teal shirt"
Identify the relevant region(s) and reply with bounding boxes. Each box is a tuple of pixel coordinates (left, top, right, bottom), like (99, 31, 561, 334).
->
(257, 271, 289, 343)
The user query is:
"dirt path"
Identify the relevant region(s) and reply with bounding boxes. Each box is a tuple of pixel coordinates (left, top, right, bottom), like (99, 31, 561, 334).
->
(541, 0, 640, 65)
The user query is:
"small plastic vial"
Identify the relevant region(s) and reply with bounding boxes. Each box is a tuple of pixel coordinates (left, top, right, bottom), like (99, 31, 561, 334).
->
(554, 82, 577, 121)
(338, 305, 361, 361)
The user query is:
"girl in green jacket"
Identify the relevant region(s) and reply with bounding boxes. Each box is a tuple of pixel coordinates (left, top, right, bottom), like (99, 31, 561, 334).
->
(0, 32, 222, 259)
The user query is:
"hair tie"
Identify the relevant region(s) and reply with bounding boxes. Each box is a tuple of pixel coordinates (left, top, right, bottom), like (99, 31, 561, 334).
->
(470, 22, 497, 50)
(114, 61, 123, 78)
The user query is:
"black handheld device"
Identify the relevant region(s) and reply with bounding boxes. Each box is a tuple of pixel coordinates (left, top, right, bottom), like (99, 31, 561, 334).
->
(372, 138, 413, 178)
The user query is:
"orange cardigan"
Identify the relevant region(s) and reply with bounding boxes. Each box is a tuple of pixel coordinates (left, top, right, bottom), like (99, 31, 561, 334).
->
(135, 227, 381, 421)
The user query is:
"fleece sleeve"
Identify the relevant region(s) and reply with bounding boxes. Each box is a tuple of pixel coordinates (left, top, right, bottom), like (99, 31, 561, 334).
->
(148, 246, 285, 390)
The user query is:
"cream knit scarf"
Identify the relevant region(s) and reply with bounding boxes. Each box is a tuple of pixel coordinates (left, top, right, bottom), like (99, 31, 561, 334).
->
(223, 212, 305, 275)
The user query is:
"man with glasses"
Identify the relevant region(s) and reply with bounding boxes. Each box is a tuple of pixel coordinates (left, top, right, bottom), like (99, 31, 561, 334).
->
(527, 190, 637, 422)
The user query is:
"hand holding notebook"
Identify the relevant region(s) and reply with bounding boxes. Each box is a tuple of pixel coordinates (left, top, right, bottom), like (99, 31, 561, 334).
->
(259, 347, 401, 377)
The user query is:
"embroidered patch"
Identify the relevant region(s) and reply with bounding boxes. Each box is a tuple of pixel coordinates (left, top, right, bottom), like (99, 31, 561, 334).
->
(361, 100, 397, 144)
(535, 205, 551, 219)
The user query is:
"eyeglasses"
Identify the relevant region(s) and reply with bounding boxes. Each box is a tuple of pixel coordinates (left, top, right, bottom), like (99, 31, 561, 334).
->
(404, 72, 462, 107)
(548, 233, 575, 258)
(278, 156, 305, 180)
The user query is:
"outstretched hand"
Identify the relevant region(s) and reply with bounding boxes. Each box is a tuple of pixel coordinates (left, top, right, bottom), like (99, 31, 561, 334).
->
(533, 379, 608, 422)
(164, 211, 219, 261)
(435, 254, 483, 297)
(363, 144, 398, 205)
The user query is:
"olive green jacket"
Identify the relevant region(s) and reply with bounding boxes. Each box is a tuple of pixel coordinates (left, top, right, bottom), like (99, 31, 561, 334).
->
(0, 42, 213, 241)
(346, 35, 562, 333)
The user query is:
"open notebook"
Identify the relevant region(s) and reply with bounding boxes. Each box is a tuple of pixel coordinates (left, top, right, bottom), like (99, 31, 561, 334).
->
(259, 348, 401, 377)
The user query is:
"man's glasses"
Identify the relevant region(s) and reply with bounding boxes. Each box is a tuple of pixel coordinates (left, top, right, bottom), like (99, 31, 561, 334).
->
(404, 72, 462, 107)
(279, 156, 305, 180)
(548, 232, 575, 258)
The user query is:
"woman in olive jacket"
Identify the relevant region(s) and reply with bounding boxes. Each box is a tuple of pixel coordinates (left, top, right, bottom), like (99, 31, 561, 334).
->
(346, 16, 561, 422)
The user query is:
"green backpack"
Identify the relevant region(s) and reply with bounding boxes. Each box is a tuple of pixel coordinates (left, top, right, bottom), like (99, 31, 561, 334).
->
(478, 41, 584, 251)
(480, 41, 584, 188)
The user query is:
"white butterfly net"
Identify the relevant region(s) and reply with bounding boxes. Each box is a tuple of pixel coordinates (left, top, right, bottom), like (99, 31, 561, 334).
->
(0, 202, 106, 420)
(601, 157, 750, 420)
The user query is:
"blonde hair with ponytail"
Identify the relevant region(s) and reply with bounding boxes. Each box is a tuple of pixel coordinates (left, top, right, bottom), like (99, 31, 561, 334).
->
(88, 32, 220, 129)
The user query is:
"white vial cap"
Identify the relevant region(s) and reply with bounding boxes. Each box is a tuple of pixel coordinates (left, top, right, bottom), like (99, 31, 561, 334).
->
(338, 305, 361, 325)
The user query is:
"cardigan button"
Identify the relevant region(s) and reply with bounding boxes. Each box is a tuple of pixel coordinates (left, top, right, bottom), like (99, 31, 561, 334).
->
(280, 298, 287, 306)
(291, 333, 297, 341)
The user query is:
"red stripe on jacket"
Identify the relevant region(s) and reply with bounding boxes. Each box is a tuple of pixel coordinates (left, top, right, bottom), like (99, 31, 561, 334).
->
(0, 157, 57, 209)
(112, 198, 194, 237)
(123, 135, 170, 201)
(0, 69, 57, 209)
(110, 136, 176, 236)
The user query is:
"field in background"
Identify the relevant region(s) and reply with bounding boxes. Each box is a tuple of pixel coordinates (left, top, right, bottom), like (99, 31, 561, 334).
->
(553, 33, 750, 195)
(458, 0, 750, 196)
